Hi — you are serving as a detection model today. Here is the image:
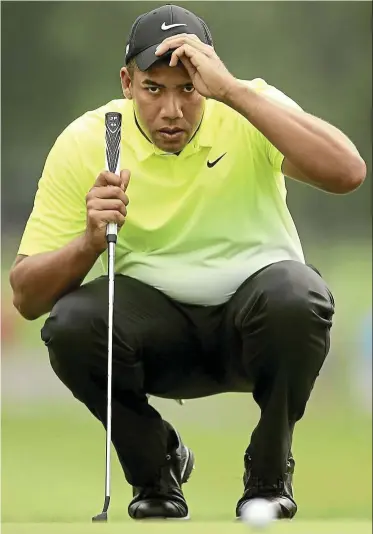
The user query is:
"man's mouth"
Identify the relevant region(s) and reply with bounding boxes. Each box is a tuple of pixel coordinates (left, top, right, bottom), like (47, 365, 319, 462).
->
(158, 127, 184, 139)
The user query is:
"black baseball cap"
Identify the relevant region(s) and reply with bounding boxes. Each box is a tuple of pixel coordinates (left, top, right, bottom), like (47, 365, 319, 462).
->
(125, 4, 213, 71)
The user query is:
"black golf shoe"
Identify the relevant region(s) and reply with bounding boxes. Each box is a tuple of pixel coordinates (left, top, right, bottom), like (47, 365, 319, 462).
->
(236, 453, 298, 520)
(128, 430, 195, 520)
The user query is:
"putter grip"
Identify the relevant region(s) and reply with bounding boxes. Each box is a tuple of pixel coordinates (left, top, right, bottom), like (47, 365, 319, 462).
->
(105, 112, 122, 242)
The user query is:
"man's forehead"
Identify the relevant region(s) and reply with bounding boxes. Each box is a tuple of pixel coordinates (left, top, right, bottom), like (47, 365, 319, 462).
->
(137, 62, 192, 85)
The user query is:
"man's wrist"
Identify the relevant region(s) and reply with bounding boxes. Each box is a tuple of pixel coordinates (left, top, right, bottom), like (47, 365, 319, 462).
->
(222, 79, 259, 114)
(79, 233, 105, 259)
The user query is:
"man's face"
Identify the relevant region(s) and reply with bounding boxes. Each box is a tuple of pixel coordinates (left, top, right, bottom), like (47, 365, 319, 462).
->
(121, 62, 205, 153)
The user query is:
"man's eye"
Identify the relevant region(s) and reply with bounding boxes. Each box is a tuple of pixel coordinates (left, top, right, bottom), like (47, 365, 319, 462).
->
(147, 87, 161, 94)
(183, 86, 195, 93)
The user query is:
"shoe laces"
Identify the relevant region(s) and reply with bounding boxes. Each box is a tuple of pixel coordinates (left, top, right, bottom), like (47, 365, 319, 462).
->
(243, 477, 286, 500)
(251, 477, 285, 495)
(244, 454, 287, 497)
(136, 455, 173, 499)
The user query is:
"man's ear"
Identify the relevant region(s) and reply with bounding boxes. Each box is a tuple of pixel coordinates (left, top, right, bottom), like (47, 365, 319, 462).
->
(120, 67, 133, 100)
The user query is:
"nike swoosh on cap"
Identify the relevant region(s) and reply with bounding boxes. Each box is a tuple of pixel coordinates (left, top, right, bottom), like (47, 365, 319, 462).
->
(161, 22, 187, 30)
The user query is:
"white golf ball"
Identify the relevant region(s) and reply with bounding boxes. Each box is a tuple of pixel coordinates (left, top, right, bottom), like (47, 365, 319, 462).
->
(241, 498, 276, 529)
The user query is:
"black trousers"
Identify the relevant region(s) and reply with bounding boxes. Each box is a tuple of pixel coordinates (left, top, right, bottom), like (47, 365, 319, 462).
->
(41, 260, 335, 487)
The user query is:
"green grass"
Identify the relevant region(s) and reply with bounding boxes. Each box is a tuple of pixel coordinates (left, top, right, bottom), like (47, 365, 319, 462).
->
(1, 405, 372, 525)
(1, 521, 372, 534)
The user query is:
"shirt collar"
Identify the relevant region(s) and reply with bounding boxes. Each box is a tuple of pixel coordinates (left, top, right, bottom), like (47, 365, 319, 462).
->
(121, 99, 214, 162)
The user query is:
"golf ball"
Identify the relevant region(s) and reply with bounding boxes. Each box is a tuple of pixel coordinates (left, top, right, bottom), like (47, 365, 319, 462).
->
(241, 498, 276, 529)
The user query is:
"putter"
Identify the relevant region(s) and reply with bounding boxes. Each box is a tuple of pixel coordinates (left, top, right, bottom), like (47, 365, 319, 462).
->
(92, 111, 122, 522)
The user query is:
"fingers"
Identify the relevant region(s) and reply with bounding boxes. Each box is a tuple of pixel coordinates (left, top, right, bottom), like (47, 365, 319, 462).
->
(87, 169, 130, 221)
(169, 43, 207, 68)
(94, 171, 121, 188)
(120, 169, 131, 191)
(94, 169, 131, 191)
(85, 170, 130, 251)
(155, 34, 214, 58)
(177, 55, 197, 77)
(169, 45, 189, 67)
(89, 209, 126, 228)
(87, 198, 128, 218)
(89, 186, 129, 205)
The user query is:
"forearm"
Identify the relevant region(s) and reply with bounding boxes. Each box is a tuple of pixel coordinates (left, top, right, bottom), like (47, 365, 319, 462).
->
(10, 235, 101, 320)
(224, 81, 366, 190)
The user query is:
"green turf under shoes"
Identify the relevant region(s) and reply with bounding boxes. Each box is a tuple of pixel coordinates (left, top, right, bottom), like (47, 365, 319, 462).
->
(236, 453, 298, 520)
(128, 430, 195, 520)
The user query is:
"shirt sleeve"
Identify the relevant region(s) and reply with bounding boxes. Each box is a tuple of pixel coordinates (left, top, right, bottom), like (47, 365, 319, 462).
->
(18, 126, 87, 256)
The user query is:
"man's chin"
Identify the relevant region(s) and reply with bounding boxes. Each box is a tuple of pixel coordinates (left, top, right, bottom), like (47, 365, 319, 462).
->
(153, 132, 189, 154)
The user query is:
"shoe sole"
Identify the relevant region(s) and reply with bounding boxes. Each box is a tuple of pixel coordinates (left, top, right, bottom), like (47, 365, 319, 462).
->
(134, 515, 191, 521)
(129, 510, 191, 521)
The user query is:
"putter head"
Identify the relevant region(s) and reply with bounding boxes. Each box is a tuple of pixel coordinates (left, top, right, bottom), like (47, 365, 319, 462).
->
(93, 496, 110, 522)
(92, 512, 108, 522)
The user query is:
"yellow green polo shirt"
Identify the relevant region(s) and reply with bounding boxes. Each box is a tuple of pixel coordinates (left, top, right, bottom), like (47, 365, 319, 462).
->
(18, 78, 305, 305)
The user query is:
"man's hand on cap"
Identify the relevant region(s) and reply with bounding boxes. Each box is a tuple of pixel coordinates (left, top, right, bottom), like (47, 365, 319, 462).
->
(155, 33, 237, 102)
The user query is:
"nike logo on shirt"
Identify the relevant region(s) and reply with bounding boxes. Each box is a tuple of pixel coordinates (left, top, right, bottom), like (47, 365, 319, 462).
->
(207, 153, 227, 168)
(161, 22, 187, 31)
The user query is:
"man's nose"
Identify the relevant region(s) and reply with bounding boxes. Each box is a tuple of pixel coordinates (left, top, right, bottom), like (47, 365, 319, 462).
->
(161, 94, 183, 120)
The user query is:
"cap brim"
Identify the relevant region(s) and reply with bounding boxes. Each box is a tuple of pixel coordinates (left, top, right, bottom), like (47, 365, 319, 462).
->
(134, 45, 173, 71)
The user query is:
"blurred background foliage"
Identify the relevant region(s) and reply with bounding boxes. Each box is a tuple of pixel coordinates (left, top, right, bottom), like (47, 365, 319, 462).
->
(1, 1, 372, 242)
(1, 1, 372, 525)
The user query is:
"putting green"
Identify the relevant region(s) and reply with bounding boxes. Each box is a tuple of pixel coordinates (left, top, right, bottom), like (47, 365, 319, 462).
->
(2, 401, 371, 533)
(1, 520, 372, 534)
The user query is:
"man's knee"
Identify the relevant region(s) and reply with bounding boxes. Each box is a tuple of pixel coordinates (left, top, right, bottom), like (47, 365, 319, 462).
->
(41, 280, 143, 392)
(235, 261, 335, 350)
(249, 261, 334, 323)
(41, 285, 106, 351)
